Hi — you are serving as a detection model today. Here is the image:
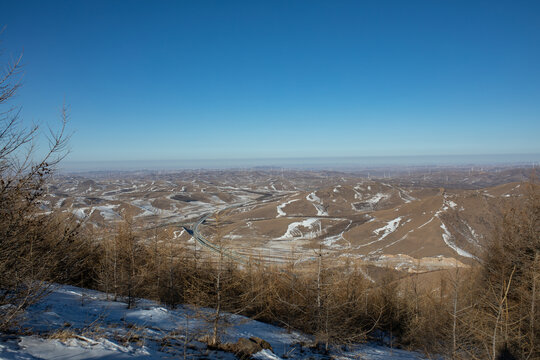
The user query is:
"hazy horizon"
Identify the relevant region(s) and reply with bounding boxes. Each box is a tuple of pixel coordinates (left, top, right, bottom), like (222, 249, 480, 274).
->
(59, 153, 540, 172)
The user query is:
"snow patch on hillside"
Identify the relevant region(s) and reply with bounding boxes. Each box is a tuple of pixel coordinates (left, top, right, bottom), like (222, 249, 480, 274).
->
(440, 222, 476, 259)
(276, 199, 299, 217)
(306, 192, 327, 216)
(446, 200, 457, 209)
(173, 229, 185, 239)
(373, 217, 402, 241)
(366, 193, 389, 206)
(95, 204, 121, 220)
(73, 208, 88, 219)
(398, 189, 416, 203)
(322, 233, 344, 248)
(278, 218, 321, 239)
(132, 199, 164, 217)
(418, 216, 435, 229)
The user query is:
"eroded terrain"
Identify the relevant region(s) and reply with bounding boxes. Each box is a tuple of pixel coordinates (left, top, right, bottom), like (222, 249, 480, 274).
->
(41, 167, 533, 272)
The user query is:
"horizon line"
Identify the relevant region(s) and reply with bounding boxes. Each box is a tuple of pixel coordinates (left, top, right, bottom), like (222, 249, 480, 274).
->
(58, 153, 540, 172)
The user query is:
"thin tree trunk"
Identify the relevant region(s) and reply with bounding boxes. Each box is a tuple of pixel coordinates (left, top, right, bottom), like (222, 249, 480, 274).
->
(491, 267, 516, 360)
(212, 264, 221, 346)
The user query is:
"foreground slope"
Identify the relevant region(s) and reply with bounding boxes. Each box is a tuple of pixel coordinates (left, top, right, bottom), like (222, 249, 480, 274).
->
(0, 285, 426, 360)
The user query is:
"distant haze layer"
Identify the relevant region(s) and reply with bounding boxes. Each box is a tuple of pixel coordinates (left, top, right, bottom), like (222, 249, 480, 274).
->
(60, 154, 540, 172)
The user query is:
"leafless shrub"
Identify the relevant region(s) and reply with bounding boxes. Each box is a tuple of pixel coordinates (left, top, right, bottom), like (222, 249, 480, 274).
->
(0, 39, 81, 330)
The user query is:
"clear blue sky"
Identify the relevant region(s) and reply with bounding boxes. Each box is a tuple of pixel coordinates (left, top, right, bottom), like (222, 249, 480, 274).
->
(1, 0, 539, 163)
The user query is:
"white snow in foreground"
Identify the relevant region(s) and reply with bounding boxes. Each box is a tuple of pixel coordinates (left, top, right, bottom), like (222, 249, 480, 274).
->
(306, 192, 328, 216)
(278, 218, 321, 239)
(253, 348, 283, 359)
(276, 199, 299, 217)
(17, 336, 150, 359)
(0, 285, 427, 360)
(373, 217, 402, 241)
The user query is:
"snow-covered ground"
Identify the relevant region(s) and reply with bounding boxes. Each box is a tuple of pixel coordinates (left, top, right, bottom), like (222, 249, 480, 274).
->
(0, 285, 427, 359)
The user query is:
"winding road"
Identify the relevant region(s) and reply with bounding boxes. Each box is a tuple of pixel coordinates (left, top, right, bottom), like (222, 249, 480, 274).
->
(191, 213, 248, 265)
(187, 190, 287, 265)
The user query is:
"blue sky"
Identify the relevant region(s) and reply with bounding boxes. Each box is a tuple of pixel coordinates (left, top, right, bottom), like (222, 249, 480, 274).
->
(1, 0, 539, 164)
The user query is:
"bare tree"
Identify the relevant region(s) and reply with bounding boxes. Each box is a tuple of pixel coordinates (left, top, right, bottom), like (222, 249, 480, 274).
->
(0, 40, 72, 330)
